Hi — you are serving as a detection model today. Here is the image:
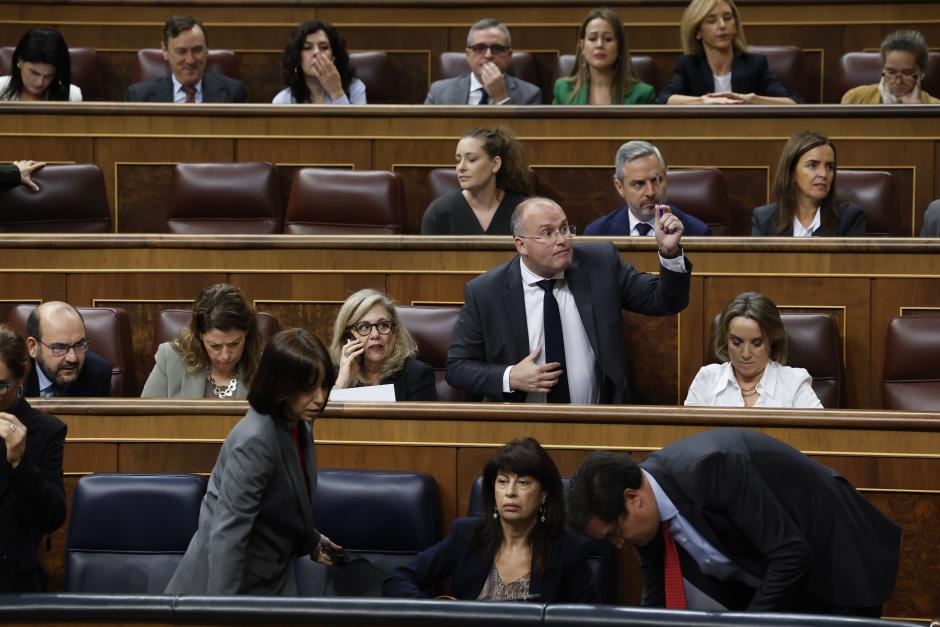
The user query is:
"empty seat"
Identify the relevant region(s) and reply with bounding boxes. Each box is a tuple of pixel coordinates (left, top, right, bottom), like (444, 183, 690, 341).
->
(295, 469, 441, 595)
(8, 304, 135, 396)
(151, 309, 280, 355)
(837, 170, 899, 236)
(748, 45, 809, 102)
(397, 305, 465, 402)
(707, 312, 844, 408)
(466, 475, 615, 602)
(349, 51, 399, 104)
(882, 315, 940, 411)
(167, 162, 282, 234)
(556, 54, 657, 96)
(439, 51, 539, 91)
(65, 474, 206, 593)
(134, 48, 239, 83)
(836, 51, 940, 103)
(0, 164, 110, 233)
(284, 169, 402, 234)
(665, 169, 732, 235)
(0, 46, 105, 101)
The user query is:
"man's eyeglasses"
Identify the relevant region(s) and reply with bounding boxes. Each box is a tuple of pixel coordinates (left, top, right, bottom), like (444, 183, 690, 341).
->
(882, 69, 920, 82)
(518, 224, 576, 243)
(39, 339, 91, 358)
(348, 320, 396, 337)
(467, 43, 510, 55)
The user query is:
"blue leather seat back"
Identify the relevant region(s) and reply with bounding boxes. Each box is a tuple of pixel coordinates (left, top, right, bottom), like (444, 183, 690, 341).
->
(467, 474, 615, 602)
(296, 469, 442, 596)
(65, 474, 206, 593)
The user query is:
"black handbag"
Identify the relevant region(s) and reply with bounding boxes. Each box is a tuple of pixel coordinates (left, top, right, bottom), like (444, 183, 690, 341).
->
(323, 549, 389, 597)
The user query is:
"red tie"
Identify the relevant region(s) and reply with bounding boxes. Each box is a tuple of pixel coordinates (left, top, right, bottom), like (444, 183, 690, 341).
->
(182, 84, 197, 103)
(662, 521, 688, 609)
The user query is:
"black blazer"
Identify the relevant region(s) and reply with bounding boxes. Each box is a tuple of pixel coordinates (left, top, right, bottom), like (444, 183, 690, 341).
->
(383, 516, 598, 602)
(752, 201, 867, 236)
(125, 73, 248, 103)
(383, 356, 437, 401)
(24, 350, 113, 398)
(656, 53, 800, 104)
(0, 398, 67, 592)
(0, 163, 20, 190)
(446, 242, 691, 403)
(637, 428, 900, 611)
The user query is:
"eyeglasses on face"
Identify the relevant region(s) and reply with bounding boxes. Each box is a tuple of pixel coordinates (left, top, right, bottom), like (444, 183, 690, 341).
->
(39, 339, 91, 358)
(348, 320, 395, 337)
(467, 43, 510, 55)
(882, 69, 920, 82)
(519, 224, 576, 243)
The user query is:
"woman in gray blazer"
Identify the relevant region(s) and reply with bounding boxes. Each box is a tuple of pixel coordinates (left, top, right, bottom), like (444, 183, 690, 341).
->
(142, 284, 263, 399)
(165, 328, 340, 595)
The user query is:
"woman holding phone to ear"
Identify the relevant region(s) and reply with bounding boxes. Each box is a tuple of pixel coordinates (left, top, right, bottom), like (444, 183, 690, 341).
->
(329, 289, 437, 401)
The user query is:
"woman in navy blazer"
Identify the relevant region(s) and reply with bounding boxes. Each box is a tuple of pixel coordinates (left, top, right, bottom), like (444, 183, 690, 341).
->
(658, 0, 799, 105)
(383, 437, 597, 602)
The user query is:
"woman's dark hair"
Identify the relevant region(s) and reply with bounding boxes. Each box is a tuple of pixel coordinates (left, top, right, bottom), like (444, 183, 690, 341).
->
(172, 283, 262, 382)
(281, 20, 355, 103)
(1, 28, 72, 101)
(248, 328, 336, 418)
(714, 291, 788, 364)
(771, 130, 842, 236)
(561, 8, 640, 104)
(461, 127, 533, 196)
(0, 324, 30, 383)
(474, 437, 565, 577)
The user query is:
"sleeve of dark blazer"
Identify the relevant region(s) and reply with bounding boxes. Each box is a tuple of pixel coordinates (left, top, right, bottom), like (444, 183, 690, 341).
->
(383, 517, 465, 597)
(838, 201, 867, 236)
(752, 203, 776, 236)
(747, 54, 801, 101)
(605, 243, 691, 315)
(446, 275, 519, 401)
(84, 351, 113, 396)
(0, 163, 21, 190)
(553, 532, 601, 603)
(1, 410, 67, 535)
(393, 357, 438, 401)
(656, 55, 695, 104)
(694, 452, 814, 611)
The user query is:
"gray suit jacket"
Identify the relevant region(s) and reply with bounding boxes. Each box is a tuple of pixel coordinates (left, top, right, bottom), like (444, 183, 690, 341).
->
(141, 342, 248, 399)
(165, 408, 320, 595)
(125, 73, 248, 103)
(446, 242, 691, 403)
(424, 73, 542, 105)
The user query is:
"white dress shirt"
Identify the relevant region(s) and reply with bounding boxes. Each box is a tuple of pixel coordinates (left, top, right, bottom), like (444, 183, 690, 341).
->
(792, 207, 821, 237)
(684, 360, 823, 408)
(469, 72, 509, 105)
(172, 74, 203, 103)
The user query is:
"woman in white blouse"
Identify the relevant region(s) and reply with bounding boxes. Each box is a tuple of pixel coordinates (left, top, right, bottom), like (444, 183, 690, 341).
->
(685, 292, 823, 408)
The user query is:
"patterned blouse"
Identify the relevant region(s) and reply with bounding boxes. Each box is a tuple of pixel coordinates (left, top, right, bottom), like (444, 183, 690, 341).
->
(477, 562, 531, 601)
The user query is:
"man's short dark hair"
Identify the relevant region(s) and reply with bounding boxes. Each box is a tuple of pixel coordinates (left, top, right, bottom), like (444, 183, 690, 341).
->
(163, 15, 208, 47)
(565, 450, 643, 531)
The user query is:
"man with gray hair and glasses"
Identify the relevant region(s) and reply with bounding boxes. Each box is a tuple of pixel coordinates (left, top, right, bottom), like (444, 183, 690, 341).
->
(425, 19, 542, 105)
(447, 197, 690, 405)
(585, 140, 712, 237)
(24, 302, 112, 397)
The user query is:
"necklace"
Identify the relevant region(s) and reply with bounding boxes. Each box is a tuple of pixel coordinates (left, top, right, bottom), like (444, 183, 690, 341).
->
(207, 367, 238, 398)
(739, 384, 759, 398)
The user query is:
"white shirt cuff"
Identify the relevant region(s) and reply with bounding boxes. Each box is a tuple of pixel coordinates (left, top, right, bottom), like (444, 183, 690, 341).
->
(503, 366, 514, 393)
(659, 252, 687, 273)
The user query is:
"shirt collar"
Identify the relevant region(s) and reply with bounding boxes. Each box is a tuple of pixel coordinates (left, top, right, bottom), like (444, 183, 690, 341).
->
(712, 360, 781, 399)
(627, 208, 655, 236)
(793, 207, 821, 237)
(642, 468, 677, 522)
(35, 359, 55, 393)
(519, 257, 565, 285)
(469, 71, 485, 93)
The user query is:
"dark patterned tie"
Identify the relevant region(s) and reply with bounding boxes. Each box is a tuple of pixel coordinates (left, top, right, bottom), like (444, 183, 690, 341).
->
(182, 84, 197, 103)
(635, 222, 653, 236)
(536, 279, 569, 403)
(478, 88, 489, 105)
(662, 521, 688, 609)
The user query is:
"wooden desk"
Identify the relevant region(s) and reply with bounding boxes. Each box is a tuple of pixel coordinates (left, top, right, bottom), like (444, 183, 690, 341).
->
(44, 398, 940, 620)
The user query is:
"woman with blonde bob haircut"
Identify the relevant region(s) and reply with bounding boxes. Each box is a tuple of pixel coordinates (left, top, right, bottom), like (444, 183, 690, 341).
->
(553, 8, 655, 105)
(142, 283, 262, 398)
(685, 292, 822, 408)
(330, 288, 436, 401)
(657, 0, 799, 105)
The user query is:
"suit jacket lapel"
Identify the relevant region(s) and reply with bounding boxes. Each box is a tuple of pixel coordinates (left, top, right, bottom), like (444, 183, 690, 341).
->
(457, 74, 472, 104)
(157, 76, 174, 102)
(275, 420, 315, 539)
(565, 253, 601, 358)
(505, 257, 531, 362)
(182, 369, 206, 398)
